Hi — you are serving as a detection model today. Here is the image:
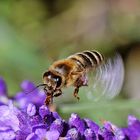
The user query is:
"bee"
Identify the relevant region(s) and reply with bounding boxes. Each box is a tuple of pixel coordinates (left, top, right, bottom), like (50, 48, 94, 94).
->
(41, 50, 105, 105)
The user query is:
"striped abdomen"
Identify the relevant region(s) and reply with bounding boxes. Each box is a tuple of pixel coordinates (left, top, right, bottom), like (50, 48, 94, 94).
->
(68, 50, 104, 70)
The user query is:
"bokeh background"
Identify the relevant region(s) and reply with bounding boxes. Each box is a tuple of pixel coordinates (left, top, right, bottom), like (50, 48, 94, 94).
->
(0, 0, 140, 127)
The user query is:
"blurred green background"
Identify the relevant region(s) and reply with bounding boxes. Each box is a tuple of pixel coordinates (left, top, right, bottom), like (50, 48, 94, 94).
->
(0, 0, 140, 127)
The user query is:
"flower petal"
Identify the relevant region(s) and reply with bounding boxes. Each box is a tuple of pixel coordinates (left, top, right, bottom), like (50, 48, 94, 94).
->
(50, 119, 63, 135)
(45, 130, 60, 140)
(27, 103, 36, 117)
(69, 113, 86, 135)
(26, 133, 39, 140)
(66, 128, 81, 140)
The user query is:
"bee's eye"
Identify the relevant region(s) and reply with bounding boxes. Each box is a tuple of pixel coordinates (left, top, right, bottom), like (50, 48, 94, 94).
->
(55, 78, 59, 82)
(54, 76, 62, 87)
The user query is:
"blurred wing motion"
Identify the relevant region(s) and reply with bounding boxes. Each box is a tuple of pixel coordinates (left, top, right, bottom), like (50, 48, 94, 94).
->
(85, 54, 124, 101)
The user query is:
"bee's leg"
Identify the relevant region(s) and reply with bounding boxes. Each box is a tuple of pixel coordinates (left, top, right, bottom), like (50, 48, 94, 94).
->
(44, 95, 52, 106)
(73, 74, 88, 101)
(45, 94, 53, 105)
(44, 88, 53, 105)
(50, 95, 53, 104)
(73, 86, 80, 101)
(53, 89, 62, 97)
(74, 75, 88, 88)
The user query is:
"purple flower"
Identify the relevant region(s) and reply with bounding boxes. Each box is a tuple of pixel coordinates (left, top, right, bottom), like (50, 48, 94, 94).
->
(46, 130, 60, 140)
(0, 101, 30, 139)
(0, 76, 140, 139)
(39, 105, 51, 118)
(29, 115, 42, 126)
(16, 111, 31, 138)
(32, 124, 47, 139)
(122, 115, 140, 140)
(100, 127, 118, 140)
(52, 111, 62, 120)
(15, 80, 46, 109)
(128, 115, 139, 126)
(66, 128, 81, 139)
(0, 127, 15, 140)
(49, 119, 63, 135)
(103, 121, 125, 140)
(84, 128, 96, 140)
(27, 103, 36, 117)
(0, 77, 7, 96)
(0, 101, 20, 132)
(84, 118, 99, 133)
(0, 77, 9, 105)
(26, 133, 39, 140)
(32, 124, 46, 132)
(39, 105, 53, 126)
(21, 80, 37, 93)
(68, 113, 86, 135)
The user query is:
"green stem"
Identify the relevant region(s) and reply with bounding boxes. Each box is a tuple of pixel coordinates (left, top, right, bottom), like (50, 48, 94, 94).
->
(59, 99, 140, 113)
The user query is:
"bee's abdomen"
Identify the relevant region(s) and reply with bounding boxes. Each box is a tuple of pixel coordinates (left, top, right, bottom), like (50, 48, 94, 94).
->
(83, 50, 104, 66)
(68, 50, 104, 69)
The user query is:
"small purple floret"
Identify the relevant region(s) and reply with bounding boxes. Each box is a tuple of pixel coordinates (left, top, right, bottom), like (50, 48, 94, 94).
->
(84, 118, 99, 133)
(103, 121, 125, 140)
(50, 119, 63, 135)
(29, 115, 42, 126)
(27, 103, 36, 116)
(46, 130, 60, 140)
(122, 115, 140, 140)
(15, 80, 45, 109)
(69, 113, 86, 135)
(84, 128, 96, 140)
(21, 80, 37, 93)
(66, 128, 81, 140)
(52, 111, 62, 120)
(39, 105, 51, 118)
(26, 133, 39, 140)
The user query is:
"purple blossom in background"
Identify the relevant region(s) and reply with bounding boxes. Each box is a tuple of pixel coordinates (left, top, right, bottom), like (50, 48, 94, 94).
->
(0, 77, 7, 96)
(15, 80, 46, 109)
(0, 77, 9, 105)
(122, 115, 140, 140)
(69, 113, 86, 135)
(0, 77, 140, 140)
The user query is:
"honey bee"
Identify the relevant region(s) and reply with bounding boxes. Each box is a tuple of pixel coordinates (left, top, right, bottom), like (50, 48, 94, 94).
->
(41, 50, 105, 105)
(33, 50, 124, 105)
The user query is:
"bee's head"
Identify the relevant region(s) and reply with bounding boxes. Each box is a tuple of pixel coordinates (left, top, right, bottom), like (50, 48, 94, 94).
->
(43, 71, 62, 92)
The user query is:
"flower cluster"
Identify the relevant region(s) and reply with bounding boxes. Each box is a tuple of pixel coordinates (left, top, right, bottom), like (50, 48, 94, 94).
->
(0, 77, 140, 140)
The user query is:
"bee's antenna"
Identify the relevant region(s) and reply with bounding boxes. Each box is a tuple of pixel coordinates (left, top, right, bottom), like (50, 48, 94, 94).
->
(25, 83, 47, 94)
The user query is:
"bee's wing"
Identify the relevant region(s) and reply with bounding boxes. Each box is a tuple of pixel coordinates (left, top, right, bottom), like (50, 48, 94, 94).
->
(85, 54, 124, 101)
